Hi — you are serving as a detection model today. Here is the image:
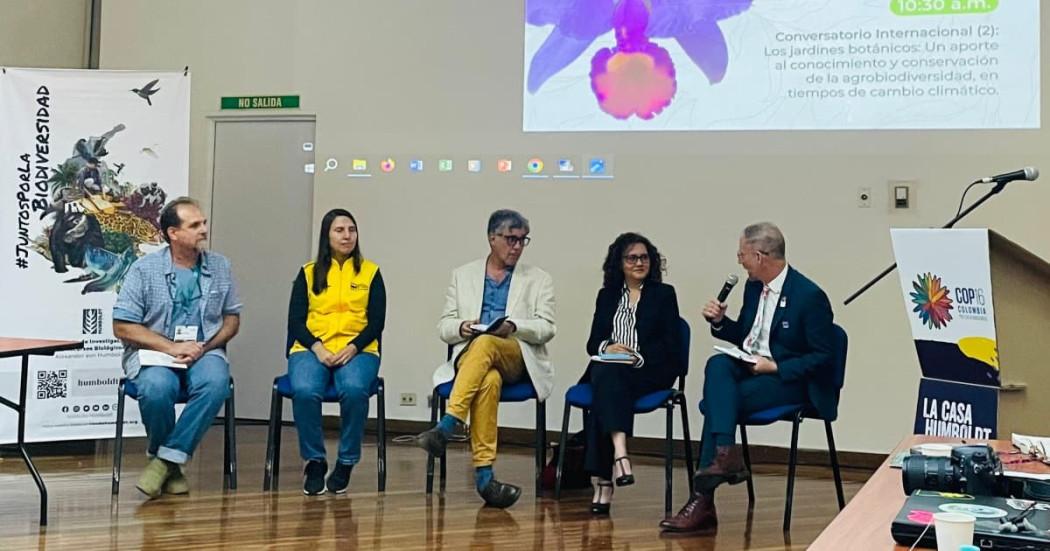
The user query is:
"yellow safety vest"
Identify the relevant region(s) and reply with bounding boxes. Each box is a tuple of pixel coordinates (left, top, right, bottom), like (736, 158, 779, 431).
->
(289, 258, 380, 356)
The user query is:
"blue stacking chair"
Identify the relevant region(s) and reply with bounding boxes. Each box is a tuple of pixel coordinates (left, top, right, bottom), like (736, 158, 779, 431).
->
(554, 318, 695, 514)
(263, 374, 386, 491)
(112, 376, 238, 495)
(426, 346, 547, 495)
(697, 323, 848, 532)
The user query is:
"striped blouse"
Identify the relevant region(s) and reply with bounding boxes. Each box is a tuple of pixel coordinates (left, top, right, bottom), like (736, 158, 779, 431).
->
(601, 284, 645, 366)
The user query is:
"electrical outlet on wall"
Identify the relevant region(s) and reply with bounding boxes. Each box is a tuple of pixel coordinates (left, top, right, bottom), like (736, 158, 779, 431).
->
(400, 393, 417, 406)
(857, 187, 872, 208)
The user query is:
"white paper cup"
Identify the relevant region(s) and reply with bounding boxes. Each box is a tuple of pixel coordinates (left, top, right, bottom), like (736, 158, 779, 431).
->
(933, 512, 976, 551)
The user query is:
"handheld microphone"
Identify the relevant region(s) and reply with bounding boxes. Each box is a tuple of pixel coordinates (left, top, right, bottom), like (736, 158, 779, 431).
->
(980, 167, 1039, 184)
(716, 274, 739, 303)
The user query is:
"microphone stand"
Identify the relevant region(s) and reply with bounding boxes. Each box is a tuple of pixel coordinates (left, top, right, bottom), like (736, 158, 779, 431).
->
(843, 180, 1008, 306)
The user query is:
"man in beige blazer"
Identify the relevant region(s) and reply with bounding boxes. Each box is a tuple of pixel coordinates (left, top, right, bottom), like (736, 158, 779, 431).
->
(414, 209, 556, 508)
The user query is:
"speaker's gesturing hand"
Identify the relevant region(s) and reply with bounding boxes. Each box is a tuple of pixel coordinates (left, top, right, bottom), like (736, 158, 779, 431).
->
(702, 300, 727, 324)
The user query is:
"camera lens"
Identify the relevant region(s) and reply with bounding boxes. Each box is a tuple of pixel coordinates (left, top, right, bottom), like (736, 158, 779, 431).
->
(902, 455, 961, 494)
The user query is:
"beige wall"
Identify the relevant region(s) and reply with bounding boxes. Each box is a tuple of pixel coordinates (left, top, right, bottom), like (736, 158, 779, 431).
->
(0, 0, 91, 69)
(99, 0, 1050, 454)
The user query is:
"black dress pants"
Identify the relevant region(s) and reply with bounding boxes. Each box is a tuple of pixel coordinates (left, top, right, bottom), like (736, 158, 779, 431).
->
(583, 360, 675, 480)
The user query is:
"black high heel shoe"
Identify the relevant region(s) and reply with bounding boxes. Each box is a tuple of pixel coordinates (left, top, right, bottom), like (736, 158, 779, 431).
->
(590, 481, 614, 515)
(614, 457, 635, 487)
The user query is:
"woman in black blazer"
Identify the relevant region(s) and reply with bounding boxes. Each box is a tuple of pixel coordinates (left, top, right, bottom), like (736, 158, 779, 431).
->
(581, 232, 683, 514)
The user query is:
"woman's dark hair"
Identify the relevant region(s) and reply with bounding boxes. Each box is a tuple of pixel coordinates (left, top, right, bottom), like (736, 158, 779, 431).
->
(601, 232, 665, 289)
(313, 208, 362, 294)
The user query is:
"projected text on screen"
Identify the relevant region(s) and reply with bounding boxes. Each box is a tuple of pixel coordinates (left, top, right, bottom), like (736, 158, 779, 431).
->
(523, 0, 1039, 131)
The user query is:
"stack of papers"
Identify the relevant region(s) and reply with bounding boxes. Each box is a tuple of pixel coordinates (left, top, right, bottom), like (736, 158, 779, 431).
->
(1005, 433, 1050, 480)
(1013, 433, 1050, 463)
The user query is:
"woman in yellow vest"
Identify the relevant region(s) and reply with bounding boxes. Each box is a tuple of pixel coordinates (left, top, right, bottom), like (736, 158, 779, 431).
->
(287, 208, 385, 495)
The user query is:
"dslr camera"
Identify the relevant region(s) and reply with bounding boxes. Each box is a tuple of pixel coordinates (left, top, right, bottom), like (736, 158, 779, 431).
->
(902, 444, 1008, 497)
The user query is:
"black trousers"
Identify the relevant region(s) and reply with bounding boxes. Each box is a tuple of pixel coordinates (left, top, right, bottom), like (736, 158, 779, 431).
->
(583, 360, 675, 480)
(698, 354, 807, 467)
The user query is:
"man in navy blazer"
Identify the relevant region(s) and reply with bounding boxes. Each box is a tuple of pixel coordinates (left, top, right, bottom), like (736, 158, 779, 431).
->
(661, 222, 835, 533)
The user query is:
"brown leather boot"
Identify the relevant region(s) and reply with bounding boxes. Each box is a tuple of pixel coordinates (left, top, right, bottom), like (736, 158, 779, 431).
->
(659, 490, 718, 533)
(694, 445, 749, 493)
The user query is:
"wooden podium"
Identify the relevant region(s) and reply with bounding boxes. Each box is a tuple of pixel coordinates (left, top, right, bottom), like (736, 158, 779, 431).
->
(891, 229, 1050, 437)
(987, 231, 1050, 436)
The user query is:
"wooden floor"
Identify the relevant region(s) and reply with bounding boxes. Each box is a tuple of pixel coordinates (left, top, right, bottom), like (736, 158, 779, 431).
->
(0, 425, 871, 550)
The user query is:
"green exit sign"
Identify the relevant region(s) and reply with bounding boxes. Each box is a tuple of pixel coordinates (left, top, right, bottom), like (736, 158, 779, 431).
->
(221, 95, 300, 109)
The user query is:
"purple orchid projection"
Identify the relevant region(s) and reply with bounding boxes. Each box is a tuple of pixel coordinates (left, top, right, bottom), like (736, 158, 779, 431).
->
(526, 0, 754, 121)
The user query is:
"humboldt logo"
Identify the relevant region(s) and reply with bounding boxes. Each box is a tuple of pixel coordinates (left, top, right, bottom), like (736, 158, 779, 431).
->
(82, 308, 103, 335)
(910, 273, 954, 329)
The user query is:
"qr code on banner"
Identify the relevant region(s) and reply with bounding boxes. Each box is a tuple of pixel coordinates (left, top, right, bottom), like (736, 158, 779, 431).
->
(37, 370, 68, 399)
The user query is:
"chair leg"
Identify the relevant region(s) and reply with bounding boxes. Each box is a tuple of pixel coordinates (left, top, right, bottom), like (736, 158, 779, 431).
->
(740, 425, 756, 508)
(272, 390, 284, 491)
(223, 405, 230, 489)
(377, 379, 387, 492)
(438, 396, 447, 491)
(225, 379, 237, 490)
(263, 385, 280, 492)
(112, 380, 127, 496)
(783, 413, 802, 532)
(424, 386, 436, 493)
(664, 403, 674, 515)
(535, 400, 546, 495)
(677, 395, 695, 492)
(825, 420, 845, 509)
(554, 402, 571, 500)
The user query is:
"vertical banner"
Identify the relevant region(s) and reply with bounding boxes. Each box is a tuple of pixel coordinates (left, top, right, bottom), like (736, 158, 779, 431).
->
(891, 228, 1000, 438)
(0, 68, 189, 443)
(892, 229, 1000, 386)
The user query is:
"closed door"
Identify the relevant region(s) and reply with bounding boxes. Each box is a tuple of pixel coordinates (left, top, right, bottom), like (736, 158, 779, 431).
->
(209, 119, 315, 420)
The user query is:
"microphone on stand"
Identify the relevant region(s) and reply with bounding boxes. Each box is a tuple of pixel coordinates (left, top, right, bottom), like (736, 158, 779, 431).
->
(844, 167, 1038, 306)
(979, 167, 1039, 184)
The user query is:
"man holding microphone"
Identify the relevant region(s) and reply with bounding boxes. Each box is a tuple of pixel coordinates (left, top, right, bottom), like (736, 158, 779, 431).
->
(661, 222, 837, 533)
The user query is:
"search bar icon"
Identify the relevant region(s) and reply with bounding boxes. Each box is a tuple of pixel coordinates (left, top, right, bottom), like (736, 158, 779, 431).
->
(324, 158, 339, 172)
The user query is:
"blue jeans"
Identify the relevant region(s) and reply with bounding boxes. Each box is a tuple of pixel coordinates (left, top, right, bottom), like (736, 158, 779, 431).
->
(133, 354, 230, 465)
(288, 351, 380, 465)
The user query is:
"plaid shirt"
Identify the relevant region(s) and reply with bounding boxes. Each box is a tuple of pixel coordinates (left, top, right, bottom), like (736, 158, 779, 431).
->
(113, 247, 242, 378)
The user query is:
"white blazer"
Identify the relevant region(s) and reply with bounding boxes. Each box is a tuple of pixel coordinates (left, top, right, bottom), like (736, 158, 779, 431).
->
(433, 258, 557, 401)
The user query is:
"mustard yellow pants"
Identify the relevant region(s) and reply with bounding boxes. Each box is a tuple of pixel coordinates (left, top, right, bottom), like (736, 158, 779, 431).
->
(446, 335, 525, 467)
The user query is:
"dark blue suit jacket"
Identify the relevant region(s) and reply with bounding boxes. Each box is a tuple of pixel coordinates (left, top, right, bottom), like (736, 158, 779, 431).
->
(712, 266, 839, 420)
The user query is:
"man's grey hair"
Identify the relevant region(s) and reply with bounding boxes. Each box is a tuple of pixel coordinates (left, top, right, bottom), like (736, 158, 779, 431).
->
(743, 222, 786, 259)
(487, 209, 530, 236)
